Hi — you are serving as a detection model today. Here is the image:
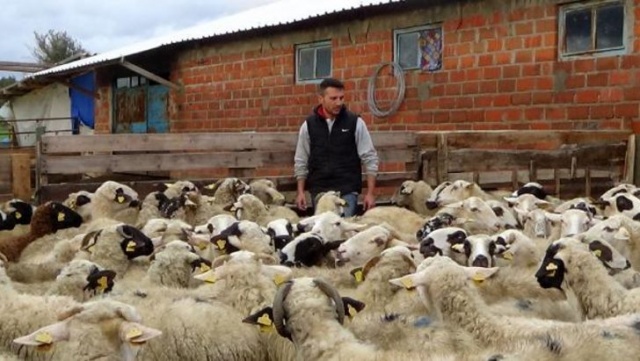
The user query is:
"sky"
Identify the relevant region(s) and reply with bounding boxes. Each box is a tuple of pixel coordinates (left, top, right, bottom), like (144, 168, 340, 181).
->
(1, 0, 279, 78)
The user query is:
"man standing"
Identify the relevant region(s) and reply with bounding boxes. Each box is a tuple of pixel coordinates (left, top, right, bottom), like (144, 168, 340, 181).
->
(294, 78, 379, 217)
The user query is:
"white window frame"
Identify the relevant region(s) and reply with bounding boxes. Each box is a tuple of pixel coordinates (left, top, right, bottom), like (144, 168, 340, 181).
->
(558, 0, 631, 59)
(393, 24, 444, 71)
(295, 41, 332, 84)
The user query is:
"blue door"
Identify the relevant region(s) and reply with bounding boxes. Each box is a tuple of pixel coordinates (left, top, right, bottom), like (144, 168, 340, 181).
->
(147, 85, 169, 133)
(113, 82, 169, 134)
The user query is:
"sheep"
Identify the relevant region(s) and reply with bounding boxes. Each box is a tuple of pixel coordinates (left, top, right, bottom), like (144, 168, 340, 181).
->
(544, 208, 596, 237)
(77, 223, 155, 278)
(485, 199, 519, 229)
(62, 190, 94, 223)
(416, 213, 456, 242)
(418, 227, 469, 265)
(425, 181, 453, 210)
(243, 277, 470, 361)
(45, 259, 117, 302)
(519, 208, 559, 240)
(231, 193, 299, 226)
(163, 180, 230, 226)
(425, 180, 502, 209)
(89, 181, 141, 225)
(511, 182, 549, 200)
(296, 211, 366, 241)
(204, 177, 251, 205)
(314, 190, 346, 216)
(0, 199, 35, 237)
(184, 214, 238, 260)
(391, 255, 640, 358)
(390, 180, 434, 216)
(9, 299, 162, 361)
(503, 193, 552, 225)
(577, 214, 640, 269)
(0, 202, 83, 262)
(492, 229, 543, 269)
(140, 218, 192, 248)
(144, 240, 202, 288)
(279, 232, 344, 267)
(438, 197, 502, 234)
(210, 220, 275, 256)
(356, 206, 424, 242)
(335, 225, 409, 268)
(536, 237, 640, 319)
(598, 183, 638, 202)
(250, 178, 286, 206)
(135, 191, 170, 228)
(596, 193, 640, 219)
(266, 218, 294, 251)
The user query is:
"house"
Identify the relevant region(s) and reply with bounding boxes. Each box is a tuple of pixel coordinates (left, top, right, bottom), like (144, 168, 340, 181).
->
(18, 0, 640, 136)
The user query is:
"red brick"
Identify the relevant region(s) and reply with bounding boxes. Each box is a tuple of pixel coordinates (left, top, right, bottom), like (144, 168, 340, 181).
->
(587, 73, 609, 87)
(523, 35, 543, 48)
(495, 52, 513, 65)
(483, 67, 501, 79)
(610, 71, 632, 86)
(536, 78, 553, 91)
(515, 50, 533, 63)
(479, 81, 498, 93)
(462, 82, 480, 94)
(600, 88, 625, 102)
(516, 78, 536, 91)
(615, 104, 640, 118)
(467, 110, 485, 122)
(505, 38, 523, 50)
(576, 90, 601, 103)
(478, 54, 494, 66)
(485, 110, 503, 122)
(624, 88, 640, 101)
(621, 55, 640, 69)
(532, 92, 553, 104)
(534, 49, 555, 62)
(596, 57, 619, 71)
(530, 121, 552, 130)
(504, 109, 524, 121)
(524, 107, 544, 120)
(445, 84, 462, 96)
(474, 95, 493, 107)
(574, 59, 595, 73)
(515, 22, 534, 36)
(494, 94, 511, 107)
(512, 93, 532, 105)
(590, 105, 615, 119)
(565, 75, 585, 89)
(545, 107, 566, 120)
(498, 80, 516, 92)
(503, 65, 521, 78)
(567, 106, 590, 120)
(535, 19, 556, 33)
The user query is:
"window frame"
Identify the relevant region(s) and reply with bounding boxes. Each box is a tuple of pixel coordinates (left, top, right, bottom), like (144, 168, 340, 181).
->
(558, 0, 630, 59)
(295, 40, 332, 84)
(393, 23, 444, 71)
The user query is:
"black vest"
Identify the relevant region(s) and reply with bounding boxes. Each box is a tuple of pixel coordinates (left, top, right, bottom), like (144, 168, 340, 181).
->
(306, 106, 362, 195)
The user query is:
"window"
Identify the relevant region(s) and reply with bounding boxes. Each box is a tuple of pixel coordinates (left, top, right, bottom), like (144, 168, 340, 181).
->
(394, 25, 443, 71)
(115, 75, 147, 89)
(296, 41, 331, 83)
(560, 1, 626, 57)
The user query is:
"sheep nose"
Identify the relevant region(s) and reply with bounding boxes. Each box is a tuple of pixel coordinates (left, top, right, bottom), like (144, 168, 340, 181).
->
(129, 200, 140, 208)
(426, 201, 439, 210)
(625, 260, 632, 269)
(472, 255, 489, 268)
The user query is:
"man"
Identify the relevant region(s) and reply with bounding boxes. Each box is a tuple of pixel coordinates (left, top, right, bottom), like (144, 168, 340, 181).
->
(294, 78, 379, 217)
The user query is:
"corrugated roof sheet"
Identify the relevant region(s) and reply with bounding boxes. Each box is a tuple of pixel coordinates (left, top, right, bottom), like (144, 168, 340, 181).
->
(32, 0, 405, 77)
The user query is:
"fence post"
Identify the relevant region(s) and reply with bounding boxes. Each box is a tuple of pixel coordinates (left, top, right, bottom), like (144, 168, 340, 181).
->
(11, 153, 31, 201)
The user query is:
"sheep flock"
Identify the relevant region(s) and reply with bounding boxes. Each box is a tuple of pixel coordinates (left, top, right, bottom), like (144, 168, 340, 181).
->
(3, 178, 640, 360)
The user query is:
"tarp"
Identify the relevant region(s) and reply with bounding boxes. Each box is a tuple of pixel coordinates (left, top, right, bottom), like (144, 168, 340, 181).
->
(70, 72, 95, 129)
(5, 83, 73, 146)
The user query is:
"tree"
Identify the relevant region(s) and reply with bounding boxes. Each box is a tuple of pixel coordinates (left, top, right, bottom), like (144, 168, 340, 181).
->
(0, 76, 16, 88)
(31, 30, 87, 65)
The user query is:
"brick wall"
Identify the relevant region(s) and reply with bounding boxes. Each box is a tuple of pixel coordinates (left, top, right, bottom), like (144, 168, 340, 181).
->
(94, 0, 640, 134)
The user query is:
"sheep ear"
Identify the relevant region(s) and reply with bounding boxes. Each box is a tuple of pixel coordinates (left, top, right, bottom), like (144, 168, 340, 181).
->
(463, 267, 499, 284)
(164, 183, 174, 188)
(544, 212, 562, 223)
(261, 265, 293, 286)
(193, 269, 217, 283)
(535, 199, 552, 209)
(350, 267, 365, 283)
(119, 321, 162, 343)
(13, 320, 70, 347)
(503, 196, 517, 206)
(324, 240, 346, 252)
(242, 307, 275, 333)
(615, 227, 631, 242)
(389, 274, 419, 290)
(342, 297, 366, 320)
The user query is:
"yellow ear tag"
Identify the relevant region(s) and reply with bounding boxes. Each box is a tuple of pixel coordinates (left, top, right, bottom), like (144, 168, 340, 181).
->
(545, 263, 558, 271)
(97, 276, 108, 291)
(125, 328, 143, 341)
(57, 212, 65, 222)
(117, 196, 125, 204)
(199, 264, 211, 273)
(216, 239, 227, 251)
(451, 244, 464, 252)
(197, 242, 208, 251)
(14, 212, 22, 219)
(400, 277, 415, 289)
(68, 201, 76, 210)
(347, 304, 358, 319)
(35, 332, 53, 344)
(257, 314, 273, 327)
(592, 249, 602, 258)
(472, 273, 485, 284)
(126, 241, 136, 253)
(203, 273, 217, 284)
(352, 269, 364, 284)
(273, 274, 287, 286)
(502, 251, 514, 261)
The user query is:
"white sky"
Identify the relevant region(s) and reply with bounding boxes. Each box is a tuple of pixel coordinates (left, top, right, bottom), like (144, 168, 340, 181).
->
(0, 0, 278, 78)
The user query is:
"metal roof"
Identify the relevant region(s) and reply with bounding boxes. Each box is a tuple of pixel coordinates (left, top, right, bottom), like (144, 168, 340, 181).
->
(32, 0, 405, 78)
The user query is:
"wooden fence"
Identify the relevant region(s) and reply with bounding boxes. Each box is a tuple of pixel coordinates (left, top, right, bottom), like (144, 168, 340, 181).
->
(0, 148, 34, 202)
(18, 130, 634, 204)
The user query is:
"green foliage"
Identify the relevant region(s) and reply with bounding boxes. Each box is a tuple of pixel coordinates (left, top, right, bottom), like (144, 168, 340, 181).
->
(31, 29, 87, 64)
(0, 76, 16, 89)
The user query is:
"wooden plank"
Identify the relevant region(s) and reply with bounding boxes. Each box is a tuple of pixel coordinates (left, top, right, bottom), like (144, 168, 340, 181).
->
(436, 133, 448, 183)
(41, 132, 416, 154)
(0, 156, 10, 184)
(625, 134, 635, 184)
(11, 153, 31, 200)
(426, 130, 631, 150)
(447, 144, 626, 172)
(120, 60, 181, 90)
(37, 171, 417, 203)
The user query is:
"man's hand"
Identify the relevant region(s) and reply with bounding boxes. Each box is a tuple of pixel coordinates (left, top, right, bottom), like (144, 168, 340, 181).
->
(296, 192, 307, 211)
(363, 193, 376, 211)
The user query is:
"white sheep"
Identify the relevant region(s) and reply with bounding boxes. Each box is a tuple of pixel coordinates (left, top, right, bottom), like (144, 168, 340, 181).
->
(425, 180, 503, 209)
(249, 178, 286, 206)
(62, 190, 94, 223)
(232, 193, 299, 226)
(392, 256, 640, 358)
(503, 193, 552, 225)
(314, 191, 346, 215)
(485, 199, 519, 229)
(45, 259, 117, 302)
(204, 177, 251, 205)
(243, 277, 473, 361)
(438, 197, 502, 234)
(536, 237, 640, 319)
(544, 208, 597, 237)
(390, 180, 434, 216)
(335, 225, 411, 268)
(210, 220, 275, 256)
(266, 218, 294, 251)
(89, 181, 141, 225)
(357, 206, 425, 242)
(297, 211, 366, 241)
(145, 240, 202, 288)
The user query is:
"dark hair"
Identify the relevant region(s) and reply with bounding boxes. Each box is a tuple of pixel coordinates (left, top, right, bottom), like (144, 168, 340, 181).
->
(318, 78, 345, 94)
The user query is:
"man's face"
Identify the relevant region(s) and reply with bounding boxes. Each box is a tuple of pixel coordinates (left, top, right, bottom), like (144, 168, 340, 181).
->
(318, 86, 345, 118)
